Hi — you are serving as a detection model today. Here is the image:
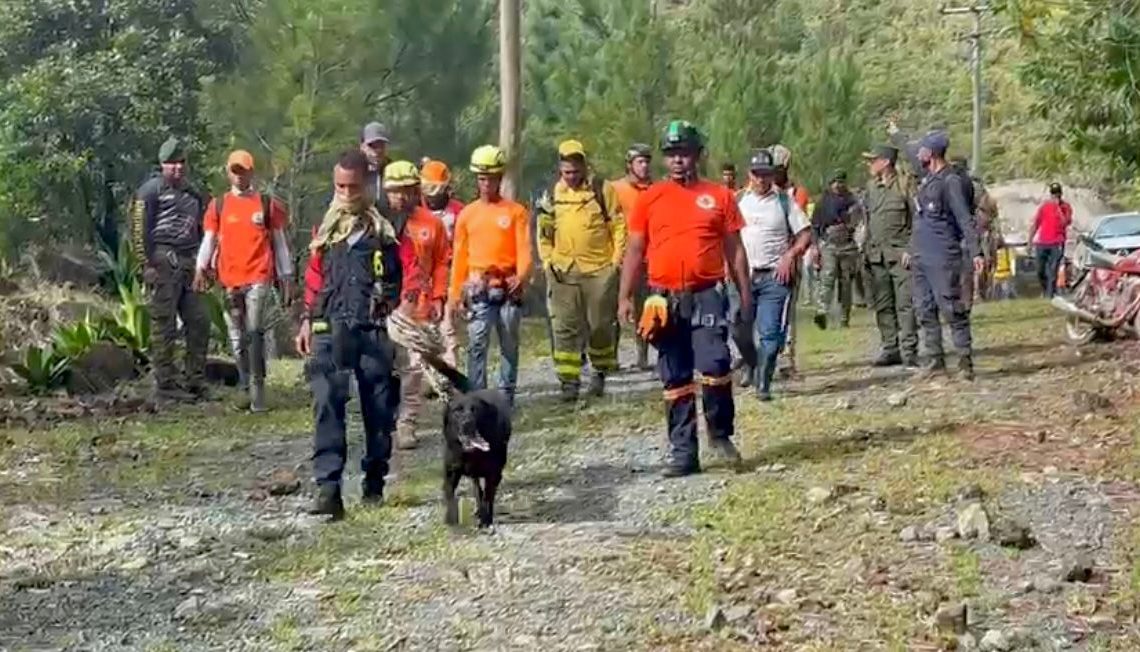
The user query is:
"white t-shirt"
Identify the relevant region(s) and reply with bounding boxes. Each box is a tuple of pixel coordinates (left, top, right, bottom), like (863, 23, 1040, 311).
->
(738, 189, 810, 270)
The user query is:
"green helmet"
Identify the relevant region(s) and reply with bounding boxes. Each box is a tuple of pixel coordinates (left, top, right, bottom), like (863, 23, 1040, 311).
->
(661, 120, 703, 153)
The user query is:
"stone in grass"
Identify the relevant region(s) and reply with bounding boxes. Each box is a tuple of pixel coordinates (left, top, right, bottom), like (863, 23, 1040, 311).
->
(993, 519, 1036, 550)
(933, 602, 968, 635)
(1032, 575, 1061, 594)
(957, 632, 978, 651)
(980, 629, 1012, 652)
(806, 487, 833, 505)
(899, 525, 920, 543)
(1062, 556, 1094, 583)
(174, 596, 202, 620)
(886, 392, 909, 408)
(704, 605, 726, 631)
(956, 503, 991, 541)
(724, 605, 752, 625)
(935, 526, 959, 544)
(773, 588, 798, 605)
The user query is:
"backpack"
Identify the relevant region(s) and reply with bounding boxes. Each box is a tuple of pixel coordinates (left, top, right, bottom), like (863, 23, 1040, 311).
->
(543, 176, 610, 223)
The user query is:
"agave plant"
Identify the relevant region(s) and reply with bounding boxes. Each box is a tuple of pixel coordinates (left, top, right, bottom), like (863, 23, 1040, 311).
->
(98, 237, 141, 293)
(105, 279, 151, 364)
(11, 345, 70, 394)
(51, 313, 109, 360)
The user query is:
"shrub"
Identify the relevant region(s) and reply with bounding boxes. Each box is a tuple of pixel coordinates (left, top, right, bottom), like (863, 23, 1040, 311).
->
(11, 345, 70, 394)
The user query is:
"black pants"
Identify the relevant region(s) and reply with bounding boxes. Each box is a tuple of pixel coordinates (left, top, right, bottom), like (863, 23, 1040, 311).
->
(308, 328, 399, 491)
(1036, 245, 1064, 298)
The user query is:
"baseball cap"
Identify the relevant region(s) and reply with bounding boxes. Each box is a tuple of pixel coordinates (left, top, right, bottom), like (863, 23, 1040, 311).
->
(920, 131, 950, 155)
(769, 144, 792, 168)
(361, 122, 391, 145)
(557, 139, 586, 159)
(749, 149, 775, 174)
(862, 145, 898, 164)
(226, 150, 254, 172)
(1049, 182, 1063, 195)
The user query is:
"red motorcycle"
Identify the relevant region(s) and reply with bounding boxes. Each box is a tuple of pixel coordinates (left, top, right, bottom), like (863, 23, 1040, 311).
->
(1052, 235, 1140, 344)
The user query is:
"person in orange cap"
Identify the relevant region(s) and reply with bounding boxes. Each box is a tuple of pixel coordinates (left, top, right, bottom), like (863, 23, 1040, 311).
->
(194, 149, 294, 412)
(420, 160, 464, 372)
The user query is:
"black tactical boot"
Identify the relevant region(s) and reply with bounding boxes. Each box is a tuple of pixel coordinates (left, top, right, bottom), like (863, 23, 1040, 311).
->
(957, 355, 975, 381)
(872, 351, 903, 367)
(707, 438, 743, 468)
(308, 484, 345, 520)
(559, 381, 580, 403)
(915, 357, 947, 378)
(661, 461, 701, 478)
(586, 372, 606, 398)
(813, 313, 828, 330)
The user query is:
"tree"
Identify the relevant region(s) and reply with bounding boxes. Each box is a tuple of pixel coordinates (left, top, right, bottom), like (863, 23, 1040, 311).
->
(0, 0, 236, 256)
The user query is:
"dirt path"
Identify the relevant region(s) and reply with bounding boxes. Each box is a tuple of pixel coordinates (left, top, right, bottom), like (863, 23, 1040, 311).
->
(3, 300, 1140, 651)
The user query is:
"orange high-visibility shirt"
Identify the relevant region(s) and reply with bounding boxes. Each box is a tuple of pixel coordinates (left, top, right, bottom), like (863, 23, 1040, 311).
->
(448, 198, 533, 303)
(399, 206, 451, 320)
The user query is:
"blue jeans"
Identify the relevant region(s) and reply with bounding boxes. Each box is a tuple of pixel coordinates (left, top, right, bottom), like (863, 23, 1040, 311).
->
(748, 273, 792, 394)
(1035, 244, 1064, 298)
(467, 300, 521, 402)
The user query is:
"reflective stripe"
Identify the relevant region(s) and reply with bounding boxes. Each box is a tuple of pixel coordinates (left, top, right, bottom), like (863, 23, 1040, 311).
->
(699, 373, 733, 387)
(312, 320, 330, 334)
(662, 383, 697, 401)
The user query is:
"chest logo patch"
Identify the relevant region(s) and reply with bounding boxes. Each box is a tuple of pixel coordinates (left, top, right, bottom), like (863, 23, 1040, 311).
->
(252, 211, 265, 226)
(497, 214, 511, 229)
(418, 227, 431, 241)
(695, 194, 716, 210)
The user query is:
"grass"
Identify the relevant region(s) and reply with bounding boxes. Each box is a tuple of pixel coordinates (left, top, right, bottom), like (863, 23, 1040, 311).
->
(7, 297, 1140, 649)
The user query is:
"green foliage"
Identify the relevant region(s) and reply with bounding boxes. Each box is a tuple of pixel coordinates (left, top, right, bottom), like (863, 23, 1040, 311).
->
(10, 345, 70, 394)
(105, 279, 151, 364)
(51, 314, 110, 360)
(97, 237, 142, 294)
(201, 289, 230, 352)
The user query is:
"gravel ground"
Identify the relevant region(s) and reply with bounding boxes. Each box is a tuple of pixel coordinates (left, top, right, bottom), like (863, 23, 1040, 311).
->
(3, 303, 1140, 650)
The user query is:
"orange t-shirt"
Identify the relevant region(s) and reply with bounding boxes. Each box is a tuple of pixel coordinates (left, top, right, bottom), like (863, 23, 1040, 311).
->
(611, 177, 653, 218)
(628, 179, 743, 291)
(399, 206, 451, 320)
(204, 192, 287, 288)
(448, 198, 533, 304)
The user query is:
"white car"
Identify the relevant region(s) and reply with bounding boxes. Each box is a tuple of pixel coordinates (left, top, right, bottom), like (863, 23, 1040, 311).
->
(1085, 212, 1140, 255)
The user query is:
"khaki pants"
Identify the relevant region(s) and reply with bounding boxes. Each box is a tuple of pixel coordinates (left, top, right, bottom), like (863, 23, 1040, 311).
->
(547, 265, 619, 384)
(395, 344, 426, 441)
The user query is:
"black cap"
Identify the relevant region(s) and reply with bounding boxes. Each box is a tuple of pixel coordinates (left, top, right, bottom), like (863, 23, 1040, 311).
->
(861, 145, 898, 165)
(830, 169, 848, 183)
(1049, 182, 1063, 195)
(748, 149, 775, 174)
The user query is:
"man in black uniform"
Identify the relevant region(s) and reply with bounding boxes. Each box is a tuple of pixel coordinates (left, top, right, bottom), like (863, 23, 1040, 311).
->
(131, 137, 210, 402)
(296, 150, 403, 520)
(912, 132, 984, 380)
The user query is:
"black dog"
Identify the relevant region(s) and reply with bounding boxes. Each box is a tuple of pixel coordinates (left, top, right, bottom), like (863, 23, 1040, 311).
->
(422, 356, 511, 528)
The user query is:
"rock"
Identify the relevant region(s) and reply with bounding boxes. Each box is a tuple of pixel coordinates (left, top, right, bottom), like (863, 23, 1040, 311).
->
(956, 483, 986, 502)
(980, 629, 1012, 652)
(899, 525, 919, 542)
(704, 605, 726, 631)
(1031, 575, 1061, 594)
(993, 519, 1036, 550)
(956, 503, 991, 541)
(266, 468, 301, 496)
(935, 526, 959, 543)
(66, 342, 137, 395)
(915, 590, 941, 614)
(834, 397, 854, 410)
(1062, 556, 1094, 583)
(934, 602, 968, 634)
(958, 632, 978, 651)
(204, 358, 240, 386)
(0, 277, 18, 296)
(806, 486, 833, 504)
(724, 605, 752, 624)
(1042, 465, 1059, 476)
(773, 588, 798, 605)
(174, 596, 202, 620)
(1073, 390, 1111, 412)
(35, 246, 106, 287)
(120, 556, 149, 571)
(886, 392, 909, 408)
(156, 518, 178, 530)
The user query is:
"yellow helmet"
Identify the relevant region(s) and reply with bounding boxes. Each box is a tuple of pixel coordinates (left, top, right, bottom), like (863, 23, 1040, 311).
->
(383, 160, 420, 189)
(470, 145, 507, 174)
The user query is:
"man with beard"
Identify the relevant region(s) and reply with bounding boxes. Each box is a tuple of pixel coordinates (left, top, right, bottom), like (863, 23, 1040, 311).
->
(360, 121, 392, 214)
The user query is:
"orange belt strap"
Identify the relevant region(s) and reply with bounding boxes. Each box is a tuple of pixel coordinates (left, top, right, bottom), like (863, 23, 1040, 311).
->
(699, 373, 733, 387)
(662, 383, 697, 401)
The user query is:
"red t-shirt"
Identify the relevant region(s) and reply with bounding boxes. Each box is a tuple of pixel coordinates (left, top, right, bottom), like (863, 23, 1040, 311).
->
(1033, 200, 1072, 246)
(628, 179, 744, 291)
(204, 192, 287, 288)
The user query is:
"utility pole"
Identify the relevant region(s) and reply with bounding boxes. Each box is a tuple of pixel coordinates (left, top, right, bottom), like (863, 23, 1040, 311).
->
(941, 4, 992, 176)
(498, 0, 521, 199)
